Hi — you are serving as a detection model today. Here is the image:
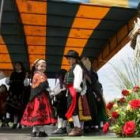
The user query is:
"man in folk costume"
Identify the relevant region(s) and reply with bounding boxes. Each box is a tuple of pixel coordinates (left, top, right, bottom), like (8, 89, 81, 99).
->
(130, 3, 140, 65)
(64, 50, 83, 136)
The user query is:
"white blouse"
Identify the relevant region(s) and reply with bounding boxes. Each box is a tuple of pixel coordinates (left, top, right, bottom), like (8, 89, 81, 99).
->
(73, 64, 83, 92)
(51, 83, 66, 96)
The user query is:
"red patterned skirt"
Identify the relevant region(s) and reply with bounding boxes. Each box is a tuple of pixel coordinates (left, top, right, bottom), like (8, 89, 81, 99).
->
(21, 92, 57, 126)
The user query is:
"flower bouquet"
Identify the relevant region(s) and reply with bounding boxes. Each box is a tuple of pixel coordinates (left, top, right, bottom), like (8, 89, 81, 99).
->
(103, 86, 140, 137)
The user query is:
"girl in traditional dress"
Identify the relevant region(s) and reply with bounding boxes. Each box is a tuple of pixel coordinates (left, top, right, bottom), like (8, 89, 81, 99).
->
(21, 59, 57, 137)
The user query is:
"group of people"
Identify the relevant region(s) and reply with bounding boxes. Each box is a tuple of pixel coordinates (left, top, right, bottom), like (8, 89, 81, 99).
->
(1, 2, 140, 138)
(49, 50, 108, 137)
(0, 2, 140, 138)
(0, 50, 108, 137)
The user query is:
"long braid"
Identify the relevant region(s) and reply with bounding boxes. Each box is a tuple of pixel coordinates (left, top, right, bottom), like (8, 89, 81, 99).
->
(55, 69, 67, 89)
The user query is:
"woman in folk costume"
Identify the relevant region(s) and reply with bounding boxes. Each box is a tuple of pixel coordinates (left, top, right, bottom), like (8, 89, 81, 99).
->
(7, 62, 26, 129)
(64, 50, 83, 136)
(81, 57, 108, 130)
(81, 57, 100, 130)
(51, 69, 68, 135)
(130, 3, 140, 65)
(21, 59, 57, 137)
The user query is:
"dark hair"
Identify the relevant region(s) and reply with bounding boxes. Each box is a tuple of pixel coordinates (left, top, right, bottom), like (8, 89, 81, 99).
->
(14, 62, 25, 72)
(55, 69, 67, 89)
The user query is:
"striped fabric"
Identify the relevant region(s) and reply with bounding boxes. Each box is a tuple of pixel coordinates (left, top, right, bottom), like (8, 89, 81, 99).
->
(0, 0, 137, 77)
(62, 0, 140, 8)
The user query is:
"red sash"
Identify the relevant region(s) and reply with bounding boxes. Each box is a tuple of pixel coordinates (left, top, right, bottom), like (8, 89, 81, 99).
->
(65, 84, 77, 119)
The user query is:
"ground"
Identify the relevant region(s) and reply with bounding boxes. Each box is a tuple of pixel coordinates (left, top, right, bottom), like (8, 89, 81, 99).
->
(0, 126, 140, 140)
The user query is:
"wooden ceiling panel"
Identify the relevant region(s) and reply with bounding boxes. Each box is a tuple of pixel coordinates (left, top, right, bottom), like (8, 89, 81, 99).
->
(61, 5, 110, 69)
(0, 38, 13, 69)
(28, 46, 46, 55)
(24, 26, 46, 36)
(16, 0, 46, 14)
(26, 36, 46, 45)
(21, 14, 46, 26)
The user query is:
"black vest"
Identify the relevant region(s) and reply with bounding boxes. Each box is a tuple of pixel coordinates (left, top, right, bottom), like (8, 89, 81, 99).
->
(64, 63, 77, 85)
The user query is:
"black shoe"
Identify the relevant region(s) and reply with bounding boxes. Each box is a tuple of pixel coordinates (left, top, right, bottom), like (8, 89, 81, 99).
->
(12, 124, 17, 129)
(61, 128, 67, 134)
(52, 128, 67, 134)
(38, 132, 48, 137)
(31, 132, 37, 137)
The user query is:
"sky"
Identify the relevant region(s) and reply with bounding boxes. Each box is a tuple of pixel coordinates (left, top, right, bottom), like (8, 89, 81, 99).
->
(97, 42, 134, 102)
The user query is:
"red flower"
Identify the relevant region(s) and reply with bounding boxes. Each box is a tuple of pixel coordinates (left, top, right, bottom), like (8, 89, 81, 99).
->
(129, 99, 140, 109)
(111, 111, 119, 119)
(103, 122, 109, 134)
(106, 102, 114, 110)
(122, 89, 129, 96)
(123, 121, 136, 136)
(119, 97, 125, 102)
(133, 86, 139, 92)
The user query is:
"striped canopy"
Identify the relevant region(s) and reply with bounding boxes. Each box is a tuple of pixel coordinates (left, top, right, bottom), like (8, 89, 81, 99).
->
(0, 0, 138, 77)
(60, 0, 139, 8)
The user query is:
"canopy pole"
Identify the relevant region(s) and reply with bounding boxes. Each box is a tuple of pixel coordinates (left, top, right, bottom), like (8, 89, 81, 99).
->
(0, 0, 4, 35)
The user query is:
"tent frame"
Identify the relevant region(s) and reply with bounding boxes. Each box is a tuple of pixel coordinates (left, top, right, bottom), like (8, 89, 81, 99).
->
(0, 0, 4, 35)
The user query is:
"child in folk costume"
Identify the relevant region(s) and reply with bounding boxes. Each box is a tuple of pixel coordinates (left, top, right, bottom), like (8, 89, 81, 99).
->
(51, 69, 68, 135)
(21, 59, 57, 137)
(64, 50, 83, 136)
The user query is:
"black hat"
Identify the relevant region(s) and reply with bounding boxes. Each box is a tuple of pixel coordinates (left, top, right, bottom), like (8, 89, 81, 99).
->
(64, 50, 80, 59)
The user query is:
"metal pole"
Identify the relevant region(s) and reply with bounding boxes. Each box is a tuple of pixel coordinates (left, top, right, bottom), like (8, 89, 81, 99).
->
(0, 0, 4, 35)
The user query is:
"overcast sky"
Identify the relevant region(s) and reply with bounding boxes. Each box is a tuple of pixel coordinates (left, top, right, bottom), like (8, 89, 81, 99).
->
(98, 42, 134, 102)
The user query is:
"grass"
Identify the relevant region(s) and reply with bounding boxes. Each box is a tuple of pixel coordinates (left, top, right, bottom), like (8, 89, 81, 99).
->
(49, 136, 140, 140)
